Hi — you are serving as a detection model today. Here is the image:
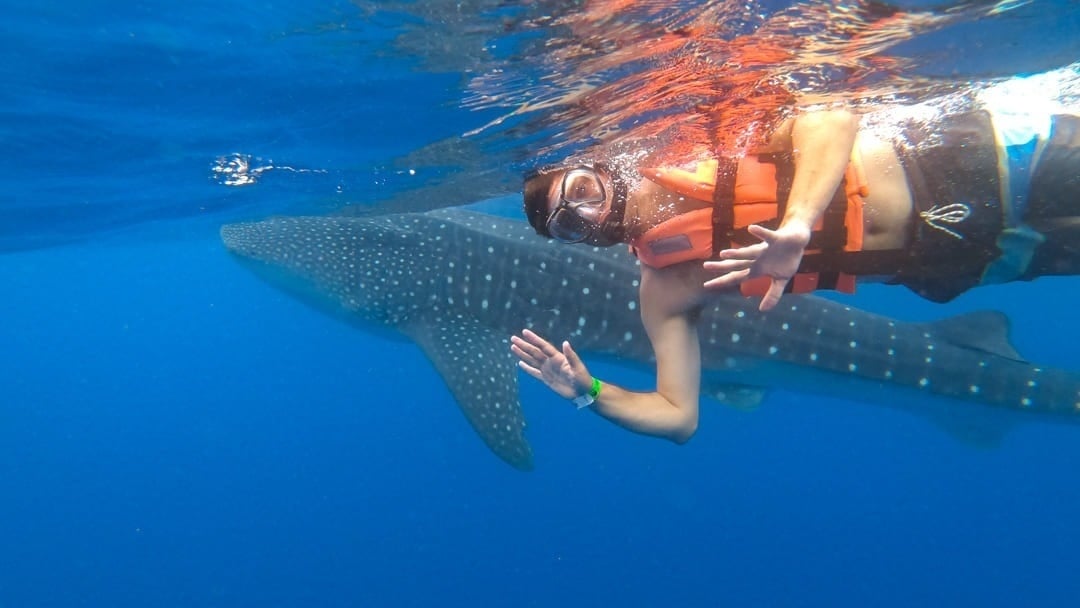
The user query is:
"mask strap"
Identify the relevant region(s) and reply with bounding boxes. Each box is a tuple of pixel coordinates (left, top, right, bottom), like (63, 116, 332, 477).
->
(602, 170, 629, 241)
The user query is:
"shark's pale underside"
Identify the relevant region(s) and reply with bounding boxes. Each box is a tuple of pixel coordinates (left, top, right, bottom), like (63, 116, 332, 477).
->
(221, 209, 1080, 470)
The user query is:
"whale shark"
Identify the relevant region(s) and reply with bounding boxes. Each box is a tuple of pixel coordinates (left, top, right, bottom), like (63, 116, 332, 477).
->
(221, 208, 1080, 470)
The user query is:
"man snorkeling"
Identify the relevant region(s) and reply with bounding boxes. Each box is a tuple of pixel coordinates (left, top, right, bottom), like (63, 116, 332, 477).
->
(510, 72, 1080, 442)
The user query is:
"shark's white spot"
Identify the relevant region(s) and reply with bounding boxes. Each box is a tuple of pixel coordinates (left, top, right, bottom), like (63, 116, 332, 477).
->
(578, 317, 586, 327)
(624, 332, 633, 342)
(969, 385, 980, 394)
(849, 341, 857, 348)
(485, 274, 492, 282)
(1027, 380, 1037, 388)
(925, 357, 933, 364)
(781, 323, 790, 331)
(1021, 397, 1033, 407)
(768, 346, 778, 355)
(582, 287, 590, 295)
(884, 370, 893, 379)
(809, 353, 818, 361)
(848, 363, 857, 372)
(735, 311, 746, 319)
(849, 321, 856, 328)
(919, 378, 929, 388)
(731, 333, 741, 343)
(481, 300, 489, 310)
(628, 301, 637, 311)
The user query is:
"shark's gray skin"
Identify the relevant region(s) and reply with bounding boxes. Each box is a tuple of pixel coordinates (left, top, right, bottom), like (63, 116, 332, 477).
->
(221, 208, 1080, 470)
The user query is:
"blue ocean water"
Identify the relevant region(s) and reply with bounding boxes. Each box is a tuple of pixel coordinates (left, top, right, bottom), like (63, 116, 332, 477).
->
(3, 2, 1080, 606)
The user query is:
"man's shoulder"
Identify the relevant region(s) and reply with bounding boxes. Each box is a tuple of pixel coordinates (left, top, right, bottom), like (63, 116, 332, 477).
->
(640, 262, 710, 316)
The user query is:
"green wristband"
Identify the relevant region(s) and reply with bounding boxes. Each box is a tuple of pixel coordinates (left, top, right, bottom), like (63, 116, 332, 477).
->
(573, 377, 602, 409)
(589, 376, 602, 398)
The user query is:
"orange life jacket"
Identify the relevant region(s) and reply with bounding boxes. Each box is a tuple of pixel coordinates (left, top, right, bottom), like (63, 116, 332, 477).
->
(629, 153, 869, 296)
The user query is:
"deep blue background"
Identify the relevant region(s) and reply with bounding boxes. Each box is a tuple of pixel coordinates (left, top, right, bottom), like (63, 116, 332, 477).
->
(2, 2, 1080, 606)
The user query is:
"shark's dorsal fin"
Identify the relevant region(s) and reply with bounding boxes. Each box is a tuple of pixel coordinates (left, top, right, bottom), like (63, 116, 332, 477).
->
(703, 382, 767, 411)
(404, 316, 534, 471)
(921, 311, 1026, 363)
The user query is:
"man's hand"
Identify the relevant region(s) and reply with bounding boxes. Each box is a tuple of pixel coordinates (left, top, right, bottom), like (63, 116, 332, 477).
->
(702, 221, 812, 311)
(510, 329, 593, 400)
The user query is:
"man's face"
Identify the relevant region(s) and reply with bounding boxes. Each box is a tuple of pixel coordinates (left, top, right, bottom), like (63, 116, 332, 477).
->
(544, 166, 622, 247)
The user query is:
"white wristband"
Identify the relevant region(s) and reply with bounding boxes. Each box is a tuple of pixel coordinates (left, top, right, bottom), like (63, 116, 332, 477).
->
(572, 393, 595, 409)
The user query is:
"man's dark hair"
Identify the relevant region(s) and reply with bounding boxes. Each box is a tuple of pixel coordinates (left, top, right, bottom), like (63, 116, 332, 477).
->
(522, 166, 566, 237)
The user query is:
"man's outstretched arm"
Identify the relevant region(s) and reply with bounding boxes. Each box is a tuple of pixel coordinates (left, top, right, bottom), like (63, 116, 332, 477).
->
(703, 108, 859, 310)
(511, 266, 702, 443)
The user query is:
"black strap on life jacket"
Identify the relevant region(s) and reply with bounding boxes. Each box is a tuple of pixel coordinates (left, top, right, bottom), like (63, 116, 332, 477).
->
(799, 249, 910, 275)
(710, 157, 740, 257)
(803, 177, 852, 290)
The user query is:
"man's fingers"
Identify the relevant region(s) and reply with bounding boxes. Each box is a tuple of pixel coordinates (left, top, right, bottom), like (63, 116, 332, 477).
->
(703, 268, 751, 290)
(703, 258, 754, 274)
(510, 335, 545, 361)
(716, 242, 767, 261)
(517, 360, 543, 380)
(746, 223, 778, 242)
(521, 328, 559, 356)
(562, 341, 584, 370)
(510, 343, 542, 368)
(759, 278, 789, 311)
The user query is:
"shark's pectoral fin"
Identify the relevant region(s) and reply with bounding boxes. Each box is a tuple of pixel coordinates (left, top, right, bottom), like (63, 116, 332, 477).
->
(703, 382, 767, 411)
(921, 311, 1027, 363)
(404, 316, 533, 471)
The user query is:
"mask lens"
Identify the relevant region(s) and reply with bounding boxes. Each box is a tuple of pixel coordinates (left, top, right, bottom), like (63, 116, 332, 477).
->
(562, 169, 606, 204)
(547, 207, 593, 243)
